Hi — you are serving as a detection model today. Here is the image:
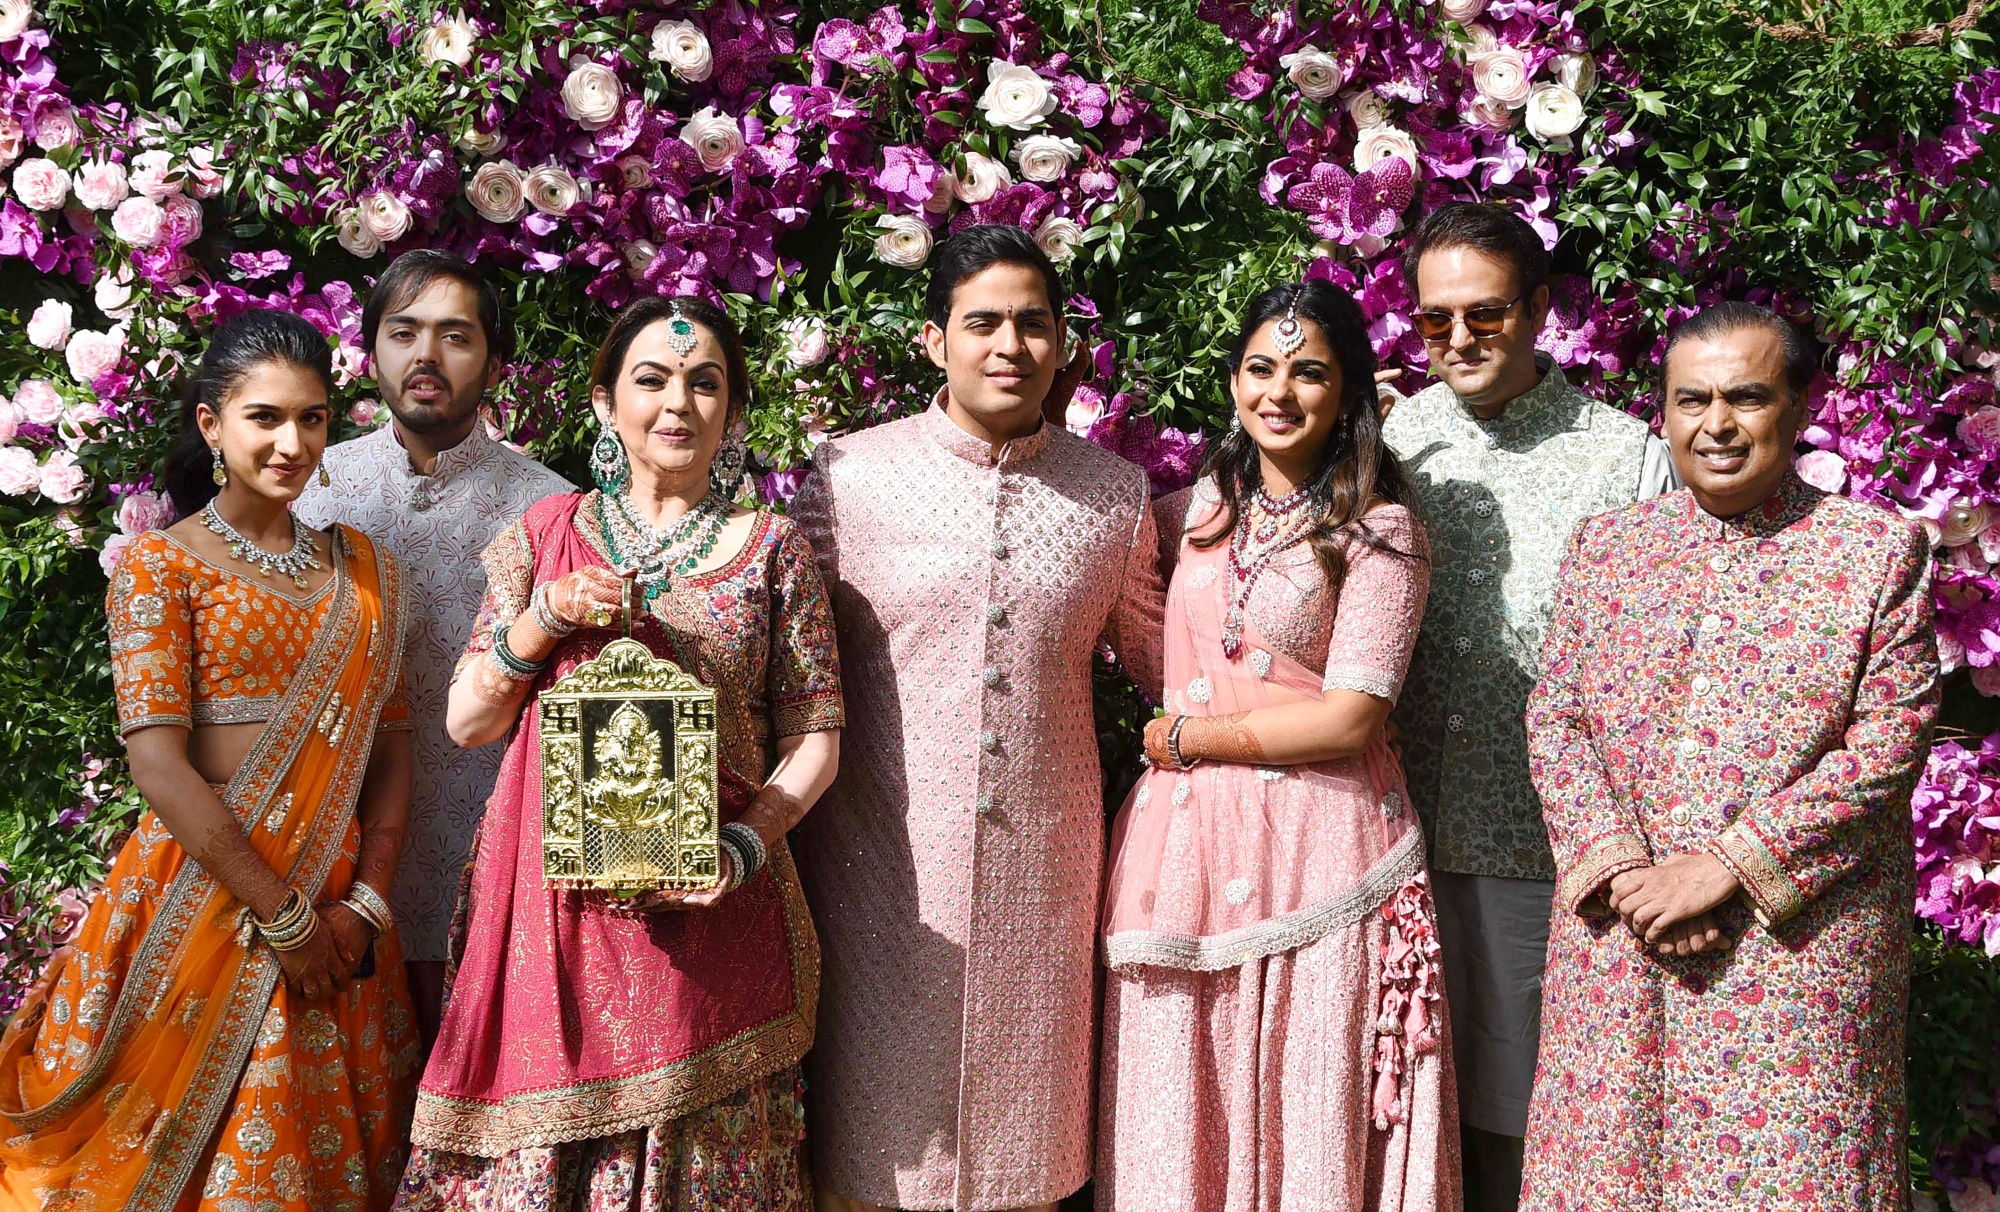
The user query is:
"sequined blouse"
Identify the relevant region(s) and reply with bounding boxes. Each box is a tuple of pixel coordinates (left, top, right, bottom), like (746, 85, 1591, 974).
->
(107, 527, 411, 735)
(460, 492, 845, 783)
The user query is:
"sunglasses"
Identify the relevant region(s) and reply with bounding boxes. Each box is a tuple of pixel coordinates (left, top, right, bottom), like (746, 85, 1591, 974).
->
(1412, 293, 1526, 344)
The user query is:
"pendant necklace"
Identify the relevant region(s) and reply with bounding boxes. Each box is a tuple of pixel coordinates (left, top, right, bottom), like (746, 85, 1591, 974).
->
(1222, 487, 1315, 658)
(599, 491, 730, 606)
(201, 502, 323, 590)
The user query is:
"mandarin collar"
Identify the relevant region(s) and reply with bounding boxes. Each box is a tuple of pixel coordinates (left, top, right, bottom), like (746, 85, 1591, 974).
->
(1679, 471, 1823, 541)
(920, 390, 1051, 467)
(1460, 358, 1580, 440)
(390, 419, 490, 481)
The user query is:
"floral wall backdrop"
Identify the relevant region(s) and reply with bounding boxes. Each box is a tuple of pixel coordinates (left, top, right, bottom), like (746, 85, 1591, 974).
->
(0, 0, 1996, 1198)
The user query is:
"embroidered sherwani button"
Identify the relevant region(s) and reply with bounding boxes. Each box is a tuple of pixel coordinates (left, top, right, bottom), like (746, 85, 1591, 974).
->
(976, 793, 995, 816)
(1699, 613, 1723, 635)
(1677, 736, 1699, 757)
(987, 603, 1007, 625)
(982, 667, 1001, 688)
(1671, 807, 1690, 824)
(1708, 553, 1730, 573)
(1691, 674, 1712, 695)
(980, 730, 999, 754)
(991, 539, 1008, 559)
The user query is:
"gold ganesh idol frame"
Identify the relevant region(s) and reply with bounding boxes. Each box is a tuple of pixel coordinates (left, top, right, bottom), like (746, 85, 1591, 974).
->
(539, 636, 721, 891)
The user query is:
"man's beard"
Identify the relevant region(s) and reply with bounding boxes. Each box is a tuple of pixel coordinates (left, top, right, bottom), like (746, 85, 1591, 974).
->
(381, 371, 484, 436)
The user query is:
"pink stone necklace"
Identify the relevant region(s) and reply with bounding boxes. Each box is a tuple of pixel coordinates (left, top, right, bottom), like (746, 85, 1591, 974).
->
(1223, 487, 1316, 658)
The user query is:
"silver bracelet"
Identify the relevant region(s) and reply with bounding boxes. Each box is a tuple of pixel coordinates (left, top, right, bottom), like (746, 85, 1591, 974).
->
(720, 821, 767, 886)
(530, 583, 575, 638)
(343, 881, 393, 935)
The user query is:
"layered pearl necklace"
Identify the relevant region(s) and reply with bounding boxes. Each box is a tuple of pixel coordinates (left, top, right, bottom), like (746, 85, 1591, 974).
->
(598, 491, 730, 607)
(201, 501, 323, 590)
(1222, 486, 1316, 658)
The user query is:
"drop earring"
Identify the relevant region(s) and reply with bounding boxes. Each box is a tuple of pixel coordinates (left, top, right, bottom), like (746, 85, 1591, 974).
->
(590, 413, 630, 496)
(210, 446, 228, 487)
(317, 463, 331, 488)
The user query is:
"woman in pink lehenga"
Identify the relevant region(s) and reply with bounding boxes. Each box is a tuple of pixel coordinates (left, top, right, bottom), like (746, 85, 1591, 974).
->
(1098, 281, 1461, 1212)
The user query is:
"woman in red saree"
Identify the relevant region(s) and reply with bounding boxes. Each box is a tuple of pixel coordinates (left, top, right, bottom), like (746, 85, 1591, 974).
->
(396, 296, 843, 1211)
(0, 310, 420, 1212)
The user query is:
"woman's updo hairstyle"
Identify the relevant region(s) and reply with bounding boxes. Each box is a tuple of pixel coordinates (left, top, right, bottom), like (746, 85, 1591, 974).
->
(1190, 279, 1420, 583)
(588, 296, 753, 416)
(162, 309, 336, 520)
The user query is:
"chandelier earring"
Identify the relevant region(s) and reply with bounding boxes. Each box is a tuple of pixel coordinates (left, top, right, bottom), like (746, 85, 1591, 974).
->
(590, 411, 631, 496)
(210, 445, 228, 487)
(708, 431, 748, 500)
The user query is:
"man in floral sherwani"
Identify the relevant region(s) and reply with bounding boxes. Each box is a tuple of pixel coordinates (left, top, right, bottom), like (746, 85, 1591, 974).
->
(1521, 302, 1938, 1210)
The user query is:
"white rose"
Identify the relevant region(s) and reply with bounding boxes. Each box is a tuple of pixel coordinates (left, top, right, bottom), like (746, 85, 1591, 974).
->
(680, 107, 744, 173)
(64, 326, 124, 385)
(0, 0, 32, 41)
(976, 60, 1057, 131)
(1549, 51, 1597, 98)
(334, 207, 382, 256)
(561, 60, 623, 132)
(94, 269, 135, 319)
(1278, 44, 1345, 101)
(523, 163, 580, 215)
(1442, 0, 1486, 21)
(1523, 82, 1586, 140)
(955, 151, 1012, 203)
(13, 379, 62, 424)
(419, 12, 476, 68)
(11, 157, 68, 211)
(110, 195, 163, 247)
(71, 159, 130, 211)
(127, 150, 179, 200)
(1033, 215, 1084, 263)
(873, 214, 933, 269)
(26, 299, 70, 350)
(183, 145, 223, 198)
(649, 20, 714, 83)
(1464, 22, 1499, 56)
(465, 159, 525, 222)
(620, 239, 657, 278)
(1472, 45, 1533, 108)
(0, 447, 39, 496)
(1353, 125, 1421, 174)
(358, 190, 411, 242)
(457, 126, 507, 156)
(1343, 89, 1391, 129)
(1011, 134, 1083, 183)
(781, 316, 830, 368)
(1943, 503, 1993, 548)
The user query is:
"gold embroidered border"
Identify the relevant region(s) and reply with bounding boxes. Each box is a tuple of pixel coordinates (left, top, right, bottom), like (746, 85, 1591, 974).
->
(407, 842, 821, 1157)
(1103, 827, 1424, 973)
(1556, 831, 1654, 915)
(1706, 821, 1804, 928)
(773, 693, 845, 737)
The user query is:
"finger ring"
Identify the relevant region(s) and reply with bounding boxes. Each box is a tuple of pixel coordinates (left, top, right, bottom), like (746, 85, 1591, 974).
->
(588, 607, 612, 628)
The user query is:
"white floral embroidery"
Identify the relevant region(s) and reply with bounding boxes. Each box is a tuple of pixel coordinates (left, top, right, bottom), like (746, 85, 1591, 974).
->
(1172, 777, 1192, 806)
(1381, 791, 1404, 819)
(1250, 648, 1273, 679)
(1187, 676, 1212, 704)
(1188, 565, 1219, 590)
(1224, 877, 1253, 905)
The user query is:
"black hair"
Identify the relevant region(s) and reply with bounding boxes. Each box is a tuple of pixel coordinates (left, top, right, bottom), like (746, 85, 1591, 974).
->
(1400, 201, 1550, 303)
(361, 248, 513, 362)
(923, 224, 1066, 332)
(1190, 281, 1421, 586)
(1661, 301, 1818, 404)
(589, 295, 753, 416)
(163, 309, 335, 520)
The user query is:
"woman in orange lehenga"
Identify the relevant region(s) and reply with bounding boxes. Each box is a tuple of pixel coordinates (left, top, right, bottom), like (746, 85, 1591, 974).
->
(0, 310, 421, 1212)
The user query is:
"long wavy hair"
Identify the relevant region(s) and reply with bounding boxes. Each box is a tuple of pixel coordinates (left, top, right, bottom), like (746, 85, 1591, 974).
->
(1189, 280, 1420, 585)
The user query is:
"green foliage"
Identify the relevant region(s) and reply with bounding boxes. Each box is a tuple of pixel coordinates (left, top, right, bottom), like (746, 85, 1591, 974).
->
(1909, 926, 2000, 1176)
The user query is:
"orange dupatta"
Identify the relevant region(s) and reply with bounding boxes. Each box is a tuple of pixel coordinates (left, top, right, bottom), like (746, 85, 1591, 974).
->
(0, 528, 407, 1212)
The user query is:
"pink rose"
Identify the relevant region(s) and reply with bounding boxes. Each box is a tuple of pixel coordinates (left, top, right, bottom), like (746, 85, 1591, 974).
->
(26, 299, 71, 350)
(0, 447, 39, 495)
(11, 157, 70, 210)
(98, 533, 133, 579)
(620, 239, 657, 279)
(94, 267, 136, 319)
(13, 379, 62, 424)
(111, 195, 164, 247)
(184, 146, 223, 198)
(0, 114, 21, 168)
(37, 449, 88, 503)
(71, 158, 130, 210)
(31, 102, 79, 151)
(0, 399, 16, 445)
(49, 887, 92, 945)
(63, 327, 124, 386)
(680, 107, 744, 173)
(1793, 450, 1848, 494)
(561, 60, 623, 131)
(1472, 46, 1533, 108)
(128, 150, 180, 200)
(359, 190, 411, 242)
(1961, 405, 2000, 457)
(616, 154, 651, 190)
(159, 192, 203, 245)
(59, 399, 105, 448)
(349, 399, 382, 426)
(116, 489, 172, 536)
(1466, 93, 1519, 131)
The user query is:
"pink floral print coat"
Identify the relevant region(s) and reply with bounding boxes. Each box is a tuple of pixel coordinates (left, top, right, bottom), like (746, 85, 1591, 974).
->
(1521, 476, 1938, 1211)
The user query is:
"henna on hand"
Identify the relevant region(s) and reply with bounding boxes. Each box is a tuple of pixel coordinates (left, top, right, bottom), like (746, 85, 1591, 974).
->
(546, 567, 626, 630)
(468, 657, 531, 705)
(740, 785, 804, 845)
(354, 822, 404, 907)
(1178, 712, 1268, 765)
(1142, 716, 1178, 769)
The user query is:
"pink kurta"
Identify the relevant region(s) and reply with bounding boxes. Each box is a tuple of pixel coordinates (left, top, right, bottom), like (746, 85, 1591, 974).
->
(790, 402, 1165, 1211)
(1522, 477, 1938, 1211)
(1097, 485, 1459, 1212)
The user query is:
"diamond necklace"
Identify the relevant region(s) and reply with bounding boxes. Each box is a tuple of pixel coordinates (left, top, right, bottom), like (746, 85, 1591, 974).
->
(600, 491, 730, 605)
(1222, 491, 1316, 658)
(201, 501, 324, 590)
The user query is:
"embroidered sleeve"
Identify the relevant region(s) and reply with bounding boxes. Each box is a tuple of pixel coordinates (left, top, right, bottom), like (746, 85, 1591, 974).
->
(1705, 522, 1939, 928)
(107, 533, 194, 735)
(1103, 491, 1167, 701)
(1526, 522, 1655, 914)
(455, 519, 535, 680)
(766, 517, 845, 737)
(786, 446, 839, 588)
(1322, 506, 1430, 703)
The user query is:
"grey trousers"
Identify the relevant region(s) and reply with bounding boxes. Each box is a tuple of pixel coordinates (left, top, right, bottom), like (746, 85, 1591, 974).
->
(1431, 871, 1553, 1138)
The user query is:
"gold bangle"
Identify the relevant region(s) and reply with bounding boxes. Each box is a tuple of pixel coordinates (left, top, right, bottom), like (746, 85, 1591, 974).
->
(344, 882, 393, 934)
(264, 911, 320, 953)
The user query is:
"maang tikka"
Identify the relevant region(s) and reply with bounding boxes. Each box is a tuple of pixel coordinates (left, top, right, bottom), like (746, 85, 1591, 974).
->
(1271, 291, 1307, 357)
(665, 299, 699, 357)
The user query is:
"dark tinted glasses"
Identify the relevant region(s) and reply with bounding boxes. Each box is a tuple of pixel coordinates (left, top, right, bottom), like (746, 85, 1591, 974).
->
(1412, 293, 1525, 343)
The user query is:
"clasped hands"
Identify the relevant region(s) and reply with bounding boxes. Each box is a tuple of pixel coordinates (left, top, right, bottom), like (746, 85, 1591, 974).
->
(271, 901, 378, 1002)
(1603, 851, 1741, 958)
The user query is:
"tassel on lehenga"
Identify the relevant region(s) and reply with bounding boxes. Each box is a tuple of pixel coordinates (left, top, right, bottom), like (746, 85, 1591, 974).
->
(1371, 870, 1444, 1130)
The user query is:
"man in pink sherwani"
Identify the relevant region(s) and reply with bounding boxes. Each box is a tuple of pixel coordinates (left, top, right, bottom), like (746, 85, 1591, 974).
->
(790, 226, 1165, 1212)
(1521, 302, 1938, 1210)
